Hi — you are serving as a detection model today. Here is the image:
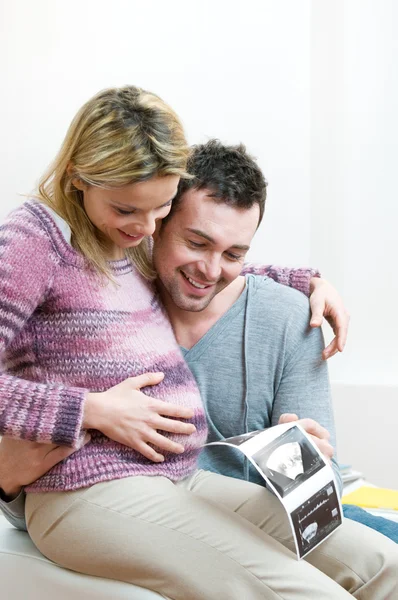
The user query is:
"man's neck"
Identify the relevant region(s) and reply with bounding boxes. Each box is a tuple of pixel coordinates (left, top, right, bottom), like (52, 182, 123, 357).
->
(159, 276, 246, 349)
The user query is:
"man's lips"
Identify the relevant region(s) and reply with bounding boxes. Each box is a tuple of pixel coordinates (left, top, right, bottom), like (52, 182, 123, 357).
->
(180, 270, 216, 295)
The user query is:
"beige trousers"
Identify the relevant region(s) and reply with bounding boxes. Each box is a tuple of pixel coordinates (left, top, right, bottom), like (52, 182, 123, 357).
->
(26, 470, 398, 600)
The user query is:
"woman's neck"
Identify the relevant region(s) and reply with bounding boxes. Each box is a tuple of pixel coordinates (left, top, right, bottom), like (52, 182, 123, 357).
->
(107, 246, 125, 260)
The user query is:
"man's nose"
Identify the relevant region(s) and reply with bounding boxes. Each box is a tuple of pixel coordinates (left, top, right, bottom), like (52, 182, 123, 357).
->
(198, 256, 221, 282)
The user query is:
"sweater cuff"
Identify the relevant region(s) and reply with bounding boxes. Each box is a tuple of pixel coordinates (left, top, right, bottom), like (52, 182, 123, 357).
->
(0, 379, 87, 447)
(50, 386, 87, 447)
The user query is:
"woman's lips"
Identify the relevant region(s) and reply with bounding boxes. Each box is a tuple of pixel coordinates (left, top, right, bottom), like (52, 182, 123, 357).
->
(118, 229, 144, 242)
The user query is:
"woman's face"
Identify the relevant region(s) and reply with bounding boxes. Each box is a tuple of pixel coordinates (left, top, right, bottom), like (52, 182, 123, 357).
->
(75, 175, 180, 258)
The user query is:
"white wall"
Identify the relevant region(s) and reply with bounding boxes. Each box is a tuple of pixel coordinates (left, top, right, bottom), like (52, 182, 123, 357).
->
(311, 0, 398, 487)
(311, 0, 398, 387)
(332, 383, 398, 488)
(0, 0, 312, 266)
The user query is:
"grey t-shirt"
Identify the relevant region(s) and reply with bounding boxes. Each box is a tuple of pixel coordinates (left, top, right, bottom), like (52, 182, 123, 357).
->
(183, 275, 341, 490)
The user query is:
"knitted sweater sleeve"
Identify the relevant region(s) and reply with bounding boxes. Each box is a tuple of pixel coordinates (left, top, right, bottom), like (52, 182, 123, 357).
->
(0, 205, 86, 447)
(240, 264, 321, 297)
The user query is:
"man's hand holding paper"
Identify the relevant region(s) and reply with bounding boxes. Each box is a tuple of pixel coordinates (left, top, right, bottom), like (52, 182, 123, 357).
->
(279, 414, 334, 464)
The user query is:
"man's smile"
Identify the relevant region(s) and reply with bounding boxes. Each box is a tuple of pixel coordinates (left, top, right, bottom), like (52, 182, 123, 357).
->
(180, 270, 216, 295)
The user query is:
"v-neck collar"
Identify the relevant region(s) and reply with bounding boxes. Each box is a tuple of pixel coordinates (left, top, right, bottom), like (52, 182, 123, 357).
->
(180, 280, 250, 362)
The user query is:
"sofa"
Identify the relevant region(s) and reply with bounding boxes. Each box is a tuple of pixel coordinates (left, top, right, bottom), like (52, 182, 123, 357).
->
(0, 515, 165, 599)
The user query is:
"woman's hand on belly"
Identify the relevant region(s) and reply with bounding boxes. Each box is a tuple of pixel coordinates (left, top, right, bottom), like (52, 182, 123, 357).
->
(83, 372, 196, 462)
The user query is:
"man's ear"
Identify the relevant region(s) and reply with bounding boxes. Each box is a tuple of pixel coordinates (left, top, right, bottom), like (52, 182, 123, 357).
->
(67, 162, 87, 192)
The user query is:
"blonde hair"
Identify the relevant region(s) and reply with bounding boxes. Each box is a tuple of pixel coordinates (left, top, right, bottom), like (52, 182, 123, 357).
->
(37, 86, 190, 279)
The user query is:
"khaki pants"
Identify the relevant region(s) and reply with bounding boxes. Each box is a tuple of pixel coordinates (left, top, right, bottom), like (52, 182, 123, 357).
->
(26, 470, 398, 600)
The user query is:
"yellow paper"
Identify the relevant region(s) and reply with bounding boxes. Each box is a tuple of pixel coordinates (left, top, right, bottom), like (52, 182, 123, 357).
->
(342, 486, 398, 510)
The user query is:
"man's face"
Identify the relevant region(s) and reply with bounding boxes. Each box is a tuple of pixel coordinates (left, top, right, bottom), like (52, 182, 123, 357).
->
(153, 188, 260, 312)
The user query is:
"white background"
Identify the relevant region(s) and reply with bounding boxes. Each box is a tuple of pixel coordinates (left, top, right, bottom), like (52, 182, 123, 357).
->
(1, 0, 397, 486)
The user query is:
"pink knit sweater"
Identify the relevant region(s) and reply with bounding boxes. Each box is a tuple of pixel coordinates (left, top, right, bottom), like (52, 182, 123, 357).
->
(0, 200, 318, 493)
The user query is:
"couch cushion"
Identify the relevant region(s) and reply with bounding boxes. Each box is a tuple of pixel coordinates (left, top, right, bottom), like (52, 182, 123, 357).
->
(0, 516, 165, 599)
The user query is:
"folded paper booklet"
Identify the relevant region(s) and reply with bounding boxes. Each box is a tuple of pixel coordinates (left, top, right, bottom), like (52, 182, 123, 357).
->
(342, 486, 398, 511)
(205, 422, 343, 560)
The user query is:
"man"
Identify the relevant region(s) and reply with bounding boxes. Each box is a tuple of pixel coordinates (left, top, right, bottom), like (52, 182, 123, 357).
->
(152, 140, 340, 489)
(2, 141, 396, 598)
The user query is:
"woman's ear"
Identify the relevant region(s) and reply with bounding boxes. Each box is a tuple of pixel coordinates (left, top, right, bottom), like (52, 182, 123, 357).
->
(67, 162, 87, 191)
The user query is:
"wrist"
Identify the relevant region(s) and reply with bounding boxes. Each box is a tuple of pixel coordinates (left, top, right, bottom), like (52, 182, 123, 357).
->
(0, 461, 21, 500)
(0, 482, 22, 501)
(82, 392, 106, 430)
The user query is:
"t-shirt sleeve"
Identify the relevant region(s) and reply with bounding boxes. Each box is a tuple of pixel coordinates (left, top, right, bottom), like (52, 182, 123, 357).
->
(0, 205, 86, 447)
(270, 300, 343, 494)
(241, 264, 321, 297)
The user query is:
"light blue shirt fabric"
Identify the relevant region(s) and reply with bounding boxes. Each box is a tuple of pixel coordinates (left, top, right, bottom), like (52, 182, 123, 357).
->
(182, 275, 342, 490)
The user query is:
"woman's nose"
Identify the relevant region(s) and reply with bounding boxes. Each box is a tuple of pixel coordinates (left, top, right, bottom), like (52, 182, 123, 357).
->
(135, 214, 157, 237)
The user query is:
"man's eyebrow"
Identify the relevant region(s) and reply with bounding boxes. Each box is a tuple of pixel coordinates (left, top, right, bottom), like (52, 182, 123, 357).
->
(186, 228, 250, 251)
(186, 228, 215, 243)
(111, 194, 177, 210)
